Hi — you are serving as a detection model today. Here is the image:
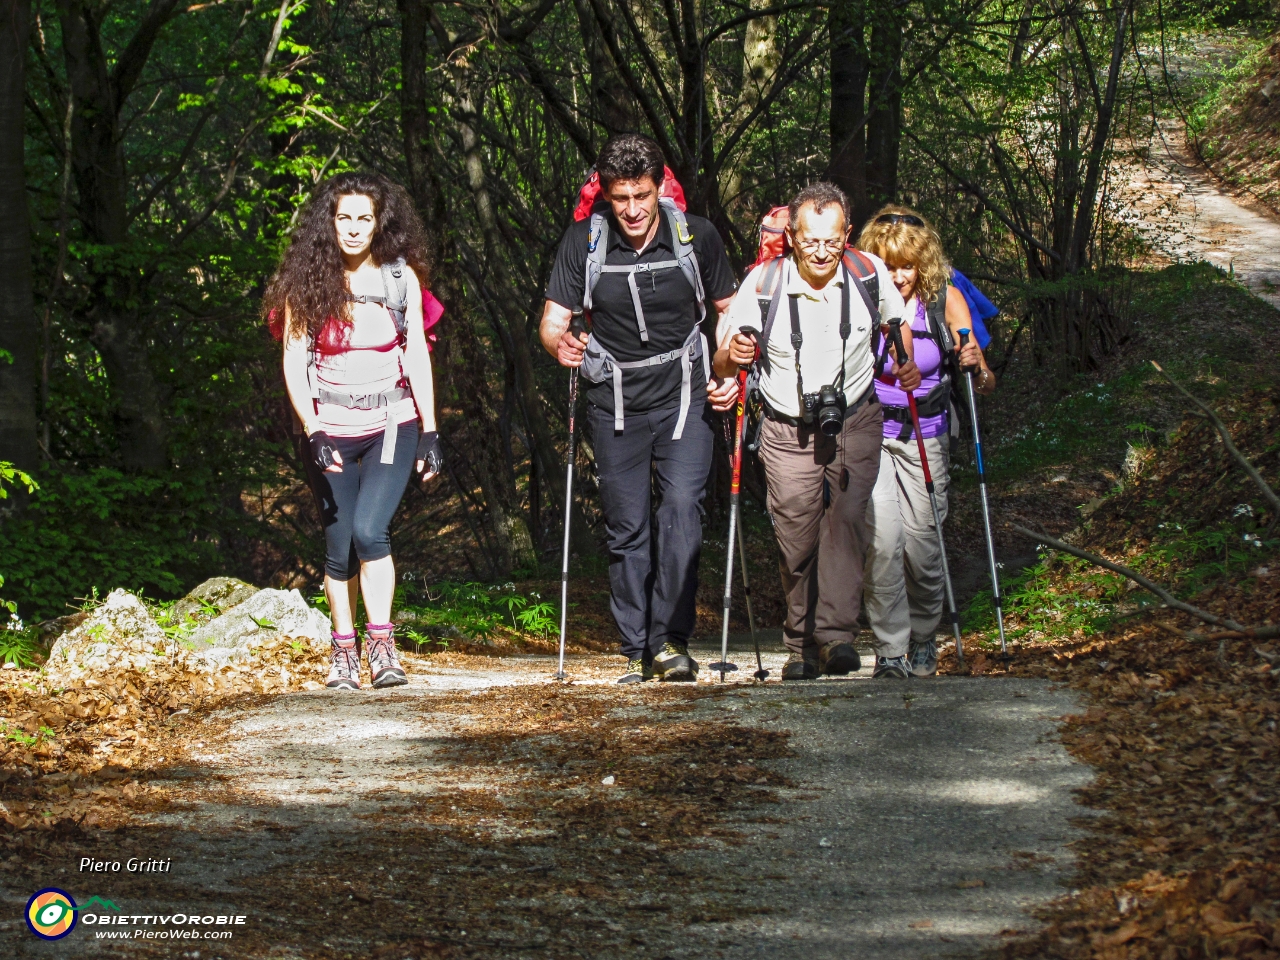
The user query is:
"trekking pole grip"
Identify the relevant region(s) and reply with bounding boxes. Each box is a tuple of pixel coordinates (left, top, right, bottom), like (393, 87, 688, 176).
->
(958, 327, 977, 373)
(571, 307, 586, 338)
(888, 318, 909, 381)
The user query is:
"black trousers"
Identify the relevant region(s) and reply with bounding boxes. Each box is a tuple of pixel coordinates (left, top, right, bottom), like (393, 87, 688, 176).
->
(304, 420, 418, 581)
(591, 398, 714, 661)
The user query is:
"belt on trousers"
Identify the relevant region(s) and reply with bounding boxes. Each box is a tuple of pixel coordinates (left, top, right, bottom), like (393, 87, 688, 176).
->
(762, 381, 878, 428)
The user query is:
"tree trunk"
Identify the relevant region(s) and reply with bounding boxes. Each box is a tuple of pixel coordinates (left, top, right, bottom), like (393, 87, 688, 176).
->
(864, 12, 902, 218)
(828, 0, 869, 224)
(0, 0, 36, 472)
(723, 0, 780, 216)
(399, 3, 539, 575)
(452, 75, 596, 559)
(572, 0, 638, 137)
(57, 0, 179, 471)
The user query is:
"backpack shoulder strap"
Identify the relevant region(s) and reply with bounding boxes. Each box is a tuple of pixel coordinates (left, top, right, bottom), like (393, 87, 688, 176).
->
(380, 258, 410, 339)
(927, 284, 954, 354)
(756, 257, 786, 375)
(583, 212, 609, 312)
(663, 200, 705, 323)
(843, 249, 881, 351)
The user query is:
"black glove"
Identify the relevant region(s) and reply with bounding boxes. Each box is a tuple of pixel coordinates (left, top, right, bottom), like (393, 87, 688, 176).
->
(416, 430, 443, 479)
(308, 431, 339, 470)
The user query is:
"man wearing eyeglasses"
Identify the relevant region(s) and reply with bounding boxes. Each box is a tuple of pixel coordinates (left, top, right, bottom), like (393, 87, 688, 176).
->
(713, 183, 915, 681)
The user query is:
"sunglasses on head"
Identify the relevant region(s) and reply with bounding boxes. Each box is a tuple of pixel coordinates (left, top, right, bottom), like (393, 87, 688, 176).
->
(875, 214, 925, 227)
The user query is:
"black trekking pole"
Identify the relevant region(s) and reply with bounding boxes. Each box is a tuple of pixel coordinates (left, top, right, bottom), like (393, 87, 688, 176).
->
(555, 309, 587, 681)
(710, 366, 749, 682)
(958, 328, 1007, 658)
(887, 320, 965, 668)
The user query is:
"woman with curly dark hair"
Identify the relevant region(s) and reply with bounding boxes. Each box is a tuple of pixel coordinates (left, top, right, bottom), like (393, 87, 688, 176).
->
(265, 171, 443, 691)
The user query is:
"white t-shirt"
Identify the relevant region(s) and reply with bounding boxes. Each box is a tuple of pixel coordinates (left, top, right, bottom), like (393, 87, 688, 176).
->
(718, 254, 904, 418)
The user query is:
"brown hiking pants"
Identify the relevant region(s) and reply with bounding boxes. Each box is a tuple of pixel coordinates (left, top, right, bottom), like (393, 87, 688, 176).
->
(758, 400, 884, 658)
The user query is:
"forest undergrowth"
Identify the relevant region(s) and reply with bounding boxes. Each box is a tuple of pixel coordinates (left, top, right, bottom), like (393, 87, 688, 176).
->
(943, 276, 1280, 957)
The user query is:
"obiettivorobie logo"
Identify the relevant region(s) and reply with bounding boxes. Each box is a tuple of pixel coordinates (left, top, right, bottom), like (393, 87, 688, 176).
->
(25, 890, 246, 942)
(26, 889, 121, 940)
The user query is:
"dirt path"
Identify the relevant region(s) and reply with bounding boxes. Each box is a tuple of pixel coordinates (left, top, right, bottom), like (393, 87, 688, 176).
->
(4, 646, 1090, 960)
(1117, 125, 1280, 308)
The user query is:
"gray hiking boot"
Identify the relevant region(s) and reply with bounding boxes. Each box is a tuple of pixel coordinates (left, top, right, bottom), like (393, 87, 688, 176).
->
(326, 634, 361, 690)
(908, 638, 939, 678)
(365, 625, 408, 688)
(873, 655, 912, 679)
(653, 642, 698, 682)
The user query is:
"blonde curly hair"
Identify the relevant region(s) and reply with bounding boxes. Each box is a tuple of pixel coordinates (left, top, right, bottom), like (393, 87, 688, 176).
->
(856, 204, 950, 305)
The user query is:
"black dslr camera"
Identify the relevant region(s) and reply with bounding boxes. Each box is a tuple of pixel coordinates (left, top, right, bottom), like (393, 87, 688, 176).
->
(801, 384, 846, 436)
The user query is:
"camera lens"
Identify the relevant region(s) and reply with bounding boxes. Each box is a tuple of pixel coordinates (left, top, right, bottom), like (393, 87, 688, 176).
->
(817, 404, 843, 436)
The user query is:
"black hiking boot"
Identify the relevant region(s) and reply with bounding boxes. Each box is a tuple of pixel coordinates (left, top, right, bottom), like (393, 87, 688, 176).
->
(617, 659, 655, 684)
(654, 642, 698, 682)
(819, 642, 861, 676)
(781, 653, 820, 681)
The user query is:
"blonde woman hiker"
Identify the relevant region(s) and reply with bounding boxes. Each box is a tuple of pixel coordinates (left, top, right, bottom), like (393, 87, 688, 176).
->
(857, 205, 997, 677)
(265, 172, 443, 690)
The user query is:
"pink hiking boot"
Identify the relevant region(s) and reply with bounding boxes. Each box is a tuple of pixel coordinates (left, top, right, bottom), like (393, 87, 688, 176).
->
(326, 632, 361, 690)
(365, 624, 408, 688)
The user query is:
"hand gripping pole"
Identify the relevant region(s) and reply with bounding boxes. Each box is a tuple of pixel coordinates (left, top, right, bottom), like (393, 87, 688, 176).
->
(555, 309, 587, 681)
(887, 320, 965, 668)
(958, 328, 1007, 657)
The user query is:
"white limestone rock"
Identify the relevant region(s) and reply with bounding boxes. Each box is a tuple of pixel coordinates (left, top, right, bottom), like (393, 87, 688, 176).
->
(45, 589, 173, 680)
(185, 588, 332, 667)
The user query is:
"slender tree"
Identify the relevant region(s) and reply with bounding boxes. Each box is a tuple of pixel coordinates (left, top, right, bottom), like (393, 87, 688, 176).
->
(0, 0, 35, 472)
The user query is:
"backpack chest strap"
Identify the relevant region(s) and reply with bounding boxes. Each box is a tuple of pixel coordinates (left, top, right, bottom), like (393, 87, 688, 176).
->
(599, 259, 683, 344)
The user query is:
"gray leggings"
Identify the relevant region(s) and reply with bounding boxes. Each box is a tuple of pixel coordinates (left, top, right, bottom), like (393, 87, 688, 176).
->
(305, 420, 418, 581)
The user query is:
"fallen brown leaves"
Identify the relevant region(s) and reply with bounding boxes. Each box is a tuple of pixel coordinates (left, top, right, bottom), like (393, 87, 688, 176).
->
(956, 573, 1280, 960)
(0, 633, 328, 831)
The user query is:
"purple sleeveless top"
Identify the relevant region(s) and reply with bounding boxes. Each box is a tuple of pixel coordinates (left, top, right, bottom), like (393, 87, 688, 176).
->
(875, 299, 947, 440)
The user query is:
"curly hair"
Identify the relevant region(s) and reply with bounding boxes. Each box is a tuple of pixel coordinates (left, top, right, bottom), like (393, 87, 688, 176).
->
(264, 171, 432, 343)
(856, 203, 950, 305)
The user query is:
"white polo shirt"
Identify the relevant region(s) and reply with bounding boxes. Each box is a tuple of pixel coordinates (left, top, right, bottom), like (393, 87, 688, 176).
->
(718, 254, 904, 418)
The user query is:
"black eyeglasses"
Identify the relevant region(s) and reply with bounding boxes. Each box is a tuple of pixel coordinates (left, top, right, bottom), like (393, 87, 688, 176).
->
(875, 214, 925, 227)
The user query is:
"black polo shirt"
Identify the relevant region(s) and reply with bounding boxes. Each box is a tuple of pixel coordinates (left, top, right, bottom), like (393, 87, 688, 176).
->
(545, 208, 737, 416)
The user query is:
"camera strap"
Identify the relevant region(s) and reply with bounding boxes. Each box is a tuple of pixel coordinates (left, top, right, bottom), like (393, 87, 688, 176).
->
(788, 262, 852, 406)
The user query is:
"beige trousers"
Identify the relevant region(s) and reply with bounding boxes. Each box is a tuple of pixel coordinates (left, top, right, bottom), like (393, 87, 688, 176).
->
(864, 435, 950, 658)
(759, 401, 883, 658)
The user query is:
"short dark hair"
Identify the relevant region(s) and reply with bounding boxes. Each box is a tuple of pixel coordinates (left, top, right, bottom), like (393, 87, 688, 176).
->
(788, 182, 850, 232)
(596, 134, 666, 189)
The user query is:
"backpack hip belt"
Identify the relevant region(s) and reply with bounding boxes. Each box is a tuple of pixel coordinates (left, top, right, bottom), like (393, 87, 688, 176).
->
(581, 325, 710, 439)
(881, 377, 951, 441)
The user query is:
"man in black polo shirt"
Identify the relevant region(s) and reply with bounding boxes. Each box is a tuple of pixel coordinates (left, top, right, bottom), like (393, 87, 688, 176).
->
(540, 134, 738, 684)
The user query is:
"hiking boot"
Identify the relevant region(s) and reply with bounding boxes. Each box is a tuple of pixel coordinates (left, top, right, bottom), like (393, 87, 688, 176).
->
(617, 658, 654, 684)
(819, 641, 861, 676)
(326, 634, 361, 690)
(653, 642, 698, 682)
(365, 624, 407, 688)
(781, 653, 820, 681)
(908, 638, 938, 678)
(873, 655, 912, 679)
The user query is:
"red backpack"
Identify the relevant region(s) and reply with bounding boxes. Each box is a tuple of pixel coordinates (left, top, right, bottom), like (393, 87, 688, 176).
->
(573, 165, 687, 221)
